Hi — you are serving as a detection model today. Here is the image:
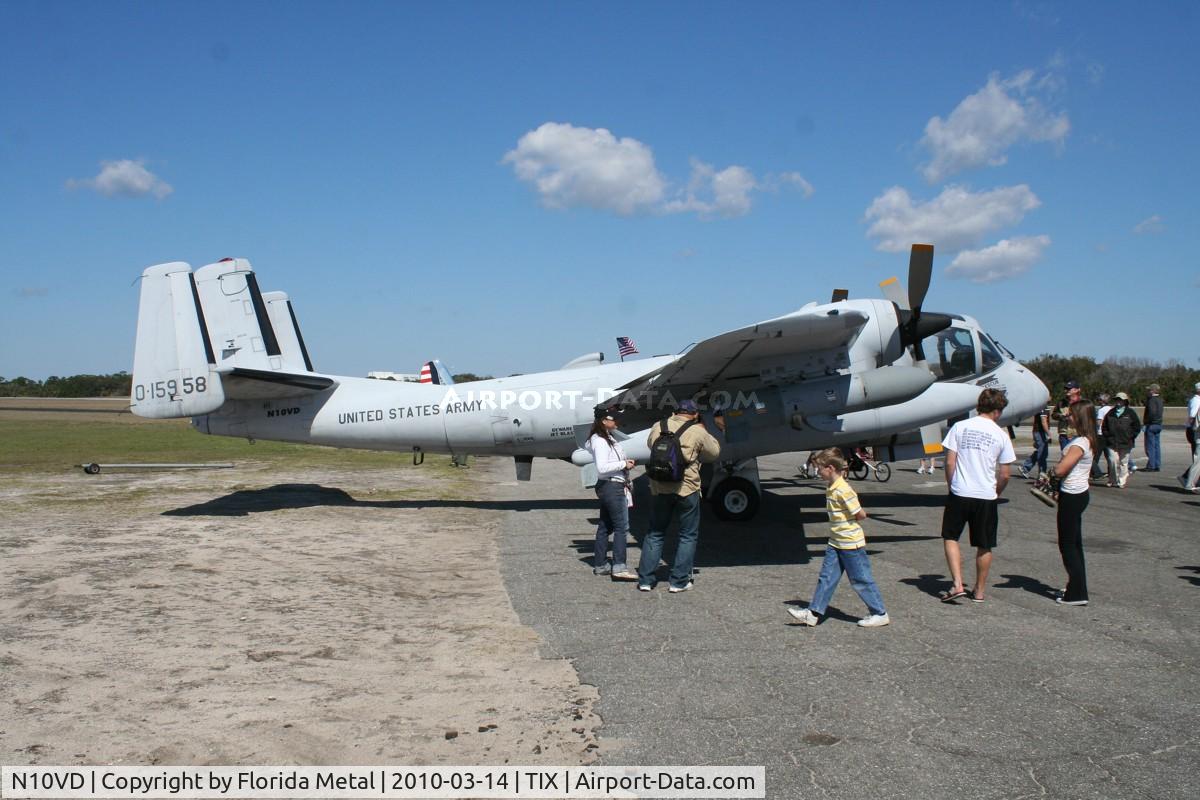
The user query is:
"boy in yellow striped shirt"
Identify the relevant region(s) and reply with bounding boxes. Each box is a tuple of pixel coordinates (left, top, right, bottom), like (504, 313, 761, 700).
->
(787, 448, 890, 627)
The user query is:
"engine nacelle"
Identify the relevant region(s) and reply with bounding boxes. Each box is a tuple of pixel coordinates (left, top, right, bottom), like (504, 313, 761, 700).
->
(781, 364, 934, 424)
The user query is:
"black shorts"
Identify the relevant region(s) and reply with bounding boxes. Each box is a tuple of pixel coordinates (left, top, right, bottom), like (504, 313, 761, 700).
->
(941, 493, 999, 549)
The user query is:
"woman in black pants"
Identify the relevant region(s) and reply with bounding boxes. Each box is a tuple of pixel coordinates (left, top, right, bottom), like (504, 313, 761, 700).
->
(1052, 401, 1099, 606)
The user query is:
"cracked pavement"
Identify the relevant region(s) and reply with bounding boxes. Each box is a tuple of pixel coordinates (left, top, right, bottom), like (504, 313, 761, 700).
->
(497, 447, 1199, 799)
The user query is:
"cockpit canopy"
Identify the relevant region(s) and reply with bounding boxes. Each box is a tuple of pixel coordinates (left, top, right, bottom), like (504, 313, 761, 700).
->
(918, 316, 1014, 382)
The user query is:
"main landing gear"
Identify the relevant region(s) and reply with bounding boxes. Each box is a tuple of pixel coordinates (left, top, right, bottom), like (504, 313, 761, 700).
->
(708, 459, 761, 522)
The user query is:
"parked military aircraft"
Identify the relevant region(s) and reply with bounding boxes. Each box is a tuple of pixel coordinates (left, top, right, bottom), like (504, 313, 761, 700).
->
(130, 246, 1049, 521)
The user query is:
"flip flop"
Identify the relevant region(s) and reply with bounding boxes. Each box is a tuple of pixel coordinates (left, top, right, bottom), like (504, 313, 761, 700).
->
(939, 589, 968, 602)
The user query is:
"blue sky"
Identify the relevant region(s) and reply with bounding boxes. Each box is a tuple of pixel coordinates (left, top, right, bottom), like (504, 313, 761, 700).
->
(2, 1, 1196, 381)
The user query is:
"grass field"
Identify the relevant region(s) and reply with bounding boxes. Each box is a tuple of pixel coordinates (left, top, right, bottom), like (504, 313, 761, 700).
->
(0, 398, 463, 476)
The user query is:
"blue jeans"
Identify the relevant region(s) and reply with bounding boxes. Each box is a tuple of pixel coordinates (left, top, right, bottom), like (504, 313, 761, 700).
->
(808, 545, 887, 617)
(1022, 431, 1049, 474)
(637, 492, 701, 589)
(1144, 424, 1162, 470)
(593, 480, 629, 571)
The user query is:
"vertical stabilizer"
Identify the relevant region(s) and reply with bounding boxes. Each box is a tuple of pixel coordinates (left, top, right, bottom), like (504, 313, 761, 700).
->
(263, 290, 316, 373)
(193, 258, 285, 373)
(131, 262, 227, 418)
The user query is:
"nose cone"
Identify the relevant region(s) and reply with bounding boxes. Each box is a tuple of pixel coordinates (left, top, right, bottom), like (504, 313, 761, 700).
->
(997, 361, 1050, 425)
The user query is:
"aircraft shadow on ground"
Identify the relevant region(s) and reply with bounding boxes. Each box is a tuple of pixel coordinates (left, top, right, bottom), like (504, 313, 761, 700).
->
(568, 482, 942, 571)
(162, 483, 595, 517)
(1178, 566, 1200, 587)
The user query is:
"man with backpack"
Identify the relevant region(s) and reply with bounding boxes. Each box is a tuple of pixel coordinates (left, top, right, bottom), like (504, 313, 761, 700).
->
(637, 399, 722, 593)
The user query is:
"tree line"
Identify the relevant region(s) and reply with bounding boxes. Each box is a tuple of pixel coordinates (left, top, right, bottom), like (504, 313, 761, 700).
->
(0, 372, 133, 397)
(2, 358, 1197, 404)
(1022, 355, 1199, 406)
(0, 370, 493, 397)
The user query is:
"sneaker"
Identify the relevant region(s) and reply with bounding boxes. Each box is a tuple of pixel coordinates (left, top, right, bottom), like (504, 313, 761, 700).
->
(668, 582, 693, 593)
(916, 466, 926, 475)
(1055, 597, 1088, 606)
(857, 613, 891, 628)
(1179, 475, 1192, 490)
(593, 564, 611, 576)
(637, 584, 653, 592)
(611, 569, 639, 581)
(1018, 465, 1031, 479)
(786, 608, 819, 626)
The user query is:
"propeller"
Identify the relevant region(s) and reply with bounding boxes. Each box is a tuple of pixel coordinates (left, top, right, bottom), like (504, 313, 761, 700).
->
(882, 244, 952, 363)
(881, 244, 952, 459)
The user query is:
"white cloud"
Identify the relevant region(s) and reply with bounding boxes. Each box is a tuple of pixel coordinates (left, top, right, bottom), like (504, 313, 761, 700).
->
(1133, 215, 1166, 235)
(66, 159, 173, 199)
(946, 235, 1051, 283)
(502, 123, 665, 215)
(766, 171, 815, 198)
(503, 122, 811, 218)
(919, 70, 1069, 183)
(863, 184, 1041, 253)
(662, 159, 758, 218)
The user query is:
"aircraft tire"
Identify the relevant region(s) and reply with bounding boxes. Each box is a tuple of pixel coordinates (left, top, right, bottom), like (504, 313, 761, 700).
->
(84, 463, 101, 475)
(711, 477, 760, 522)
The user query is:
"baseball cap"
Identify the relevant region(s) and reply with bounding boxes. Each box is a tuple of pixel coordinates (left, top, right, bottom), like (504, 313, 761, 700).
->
(1194, 382, 1200, 392)
(594, 406, 622, 422)
(1114, 391, 1129, 401)
(1064, 380, 1080, 390)
(676, 399, 700, 414)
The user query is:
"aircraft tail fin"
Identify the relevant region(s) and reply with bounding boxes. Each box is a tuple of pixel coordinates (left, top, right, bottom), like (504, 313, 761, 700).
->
(419, 359, 455, 385)
(262, 290, 316, 373)
(131, 262, 227, 418)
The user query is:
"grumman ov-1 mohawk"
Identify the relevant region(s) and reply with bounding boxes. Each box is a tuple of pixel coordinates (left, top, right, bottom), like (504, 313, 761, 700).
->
(131, 245, 1049, 521)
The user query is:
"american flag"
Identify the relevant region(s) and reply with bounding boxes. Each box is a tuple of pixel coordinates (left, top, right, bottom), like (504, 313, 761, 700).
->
(616, 336, 639, 358)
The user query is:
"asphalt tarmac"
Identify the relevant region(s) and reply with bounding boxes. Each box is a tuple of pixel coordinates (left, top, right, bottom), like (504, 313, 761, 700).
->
(496, 436, 1199, 800)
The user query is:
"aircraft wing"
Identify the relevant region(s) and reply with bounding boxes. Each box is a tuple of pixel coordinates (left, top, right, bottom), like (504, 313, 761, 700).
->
(609, 306, 869, 416)
(220, 367, 338, 400)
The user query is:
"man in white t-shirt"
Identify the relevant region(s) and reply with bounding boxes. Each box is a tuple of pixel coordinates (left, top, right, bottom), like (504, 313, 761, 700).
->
(1180, 383, 1200, 493)
(937, 388, 1016, 603)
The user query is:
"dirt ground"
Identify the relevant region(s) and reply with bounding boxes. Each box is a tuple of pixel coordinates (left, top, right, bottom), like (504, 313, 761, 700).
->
(0, 450, 601, 766)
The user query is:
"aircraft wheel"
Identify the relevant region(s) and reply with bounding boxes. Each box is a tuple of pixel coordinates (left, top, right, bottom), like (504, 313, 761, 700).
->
(875, 463, 891, 482)
(84, 463, 101, 475)
(711, 477, 760, 522)
(849, 462, 869, 481)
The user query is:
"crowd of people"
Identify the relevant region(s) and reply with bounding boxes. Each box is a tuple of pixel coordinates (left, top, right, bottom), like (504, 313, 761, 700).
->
(583, 381, 1200, 626)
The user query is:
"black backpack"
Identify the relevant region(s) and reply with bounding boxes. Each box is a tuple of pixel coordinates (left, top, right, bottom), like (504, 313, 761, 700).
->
(646, 418, 697, 482)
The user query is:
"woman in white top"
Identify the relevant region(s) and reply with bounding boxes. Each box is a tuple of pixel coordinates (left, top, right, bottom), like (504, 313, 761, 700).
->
(1051, 401, 1099, 606)
(587, 407, 638, 580)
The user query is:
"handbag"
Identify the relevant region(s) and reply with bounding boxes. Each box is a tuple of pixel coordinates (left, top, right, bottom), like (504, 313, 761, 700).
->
(1029, 473, 1060, 507)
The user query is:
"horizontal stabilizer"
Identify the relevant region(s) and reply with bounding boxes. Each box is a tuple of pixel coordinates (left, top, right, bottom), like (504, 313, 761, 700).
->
(220, 367, 337, 400)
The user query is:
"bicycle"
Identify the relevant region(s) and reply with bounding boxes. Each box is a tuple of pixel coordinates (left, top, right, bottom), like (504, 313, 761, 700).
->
(846, 447, 891, 482)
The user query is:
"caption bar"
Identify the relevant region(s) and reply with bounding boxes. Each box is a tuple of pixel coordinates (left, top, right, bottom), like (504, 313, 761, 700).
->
(2, 766, 765, 799)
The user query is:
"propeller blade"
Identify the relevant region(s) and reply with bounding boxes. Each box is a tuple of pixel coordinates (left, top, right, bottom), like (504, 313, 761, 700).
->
(907, 244, 934, 311)
(879, 276, 908, 309)
(831, 288, 849, 303)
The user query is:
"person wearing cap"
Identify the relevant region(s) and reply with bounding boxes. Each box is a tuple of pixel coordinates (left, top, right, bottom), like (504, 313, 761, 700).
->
(636, 399, 721, 593)
(1180, 383, 1200, 493)
(585, 407, 639, 580)
(1142, 384, 1164, 472)
(1052, 381, 1082, 452)
(1100, 392, 1141, 489)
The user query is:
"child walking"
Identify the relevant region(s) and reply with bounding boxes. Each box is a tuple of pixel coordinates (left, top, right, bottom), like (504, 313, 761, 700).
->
(787, 448, 891, 627)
